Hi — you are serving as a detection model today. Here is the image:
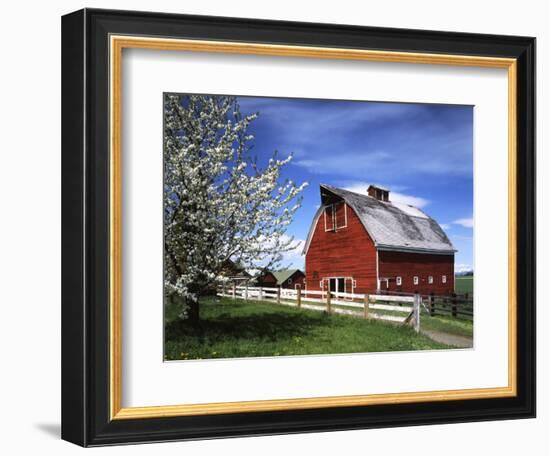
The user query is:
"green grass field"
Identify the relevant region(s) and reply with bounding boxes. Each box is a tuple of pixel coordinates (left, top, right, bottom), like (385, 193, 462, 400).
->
(419, 313, 473, 338)
(164, 296, 451, 361)
(455, 276, 474, 295)
(363, 306, 473, 339)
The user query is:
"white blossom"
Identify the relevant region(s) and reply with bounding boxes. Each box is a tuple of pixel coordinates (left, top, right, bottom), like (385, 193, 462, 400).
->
(164, 95, 308, 320)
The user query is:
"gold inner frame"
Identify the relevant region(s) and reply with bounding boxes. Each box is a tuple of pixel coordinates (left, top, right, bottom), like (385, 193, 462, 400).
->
(109, 35, 518, 420)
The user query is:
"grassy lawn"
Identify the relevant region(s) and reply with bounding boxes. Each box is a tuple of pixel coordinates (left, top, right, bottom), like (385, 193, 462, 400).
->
(455, 276, 474, 295)
(361, 305, 473, 339)
(164, 296, 450, 361)
(419, 313, 473, 338)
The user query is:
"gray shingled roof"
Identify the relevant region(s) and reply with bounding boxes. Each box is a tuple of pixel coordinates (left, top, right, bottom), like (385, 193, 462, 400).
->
(272, 269, 303, 285)
(303, 184, 455, 255)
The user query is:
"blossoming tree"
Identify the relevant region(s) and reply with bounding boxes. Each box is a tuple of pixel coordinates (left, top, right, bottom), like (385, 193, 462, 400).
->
(164, 94, 307, 325)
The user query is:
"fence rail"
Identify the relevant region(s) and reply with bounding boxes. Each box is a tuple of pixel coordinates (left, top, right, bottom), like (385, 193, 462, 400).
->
(375, 289, 473, 319)
(424, 293, 473, 319)
(218, 283, 473, 329)
(218, 284, 432, 330)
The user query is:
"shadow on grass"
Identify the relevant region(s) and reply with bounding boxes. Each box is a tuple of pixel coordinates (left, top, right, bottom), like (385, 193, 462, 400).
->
(165, 308, 329, 343)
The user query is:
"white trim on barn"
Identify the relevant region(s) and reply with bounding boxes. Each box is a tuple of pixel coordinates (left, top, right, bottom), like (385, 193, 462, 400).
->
(334, 201, 348, 230)
(376, 244, 456, 255)
(376, 250, 380, 290)
(302, 206, 324, 255)
(323, 204, 334, 232)
(321, 276, 355, 295)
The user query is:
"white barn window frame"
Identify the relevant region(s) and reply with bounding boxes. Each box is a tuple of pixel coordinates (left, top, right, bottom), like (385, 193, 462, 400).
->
(442, 275, 447, 284)
(334, 201, 348, 230)
(323, 204, 334, 232)
(428, 276, 434, 284)
(323, 202, 347, 232)
(413, 276, 419, 285)
(396, 276, 402, 286)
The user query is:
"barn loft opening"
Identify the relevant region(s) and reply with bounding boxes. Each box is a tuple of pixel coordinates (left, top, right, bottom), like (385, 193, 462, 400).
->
(367, 184, 390, 202)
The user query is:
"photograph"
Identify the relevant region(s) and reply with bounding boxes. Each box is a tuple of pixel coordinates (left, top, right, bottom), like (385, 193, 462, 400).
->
(163, 93, 474, 361)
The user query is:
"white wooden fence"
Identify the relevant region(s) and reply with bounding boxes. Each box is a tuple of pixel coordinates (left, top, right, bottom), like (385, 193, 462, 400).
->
(217, 284, 422, 330)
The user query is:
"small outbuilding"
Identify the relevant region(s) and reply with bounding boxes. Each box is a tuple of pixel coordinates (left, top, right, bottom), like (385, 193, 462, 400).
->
(257, 269, 306, 289)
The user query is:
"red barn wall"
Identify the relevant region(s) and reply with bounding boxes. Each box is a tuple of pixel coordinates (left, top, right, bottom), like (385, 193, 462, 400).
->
(378, 251, 454, 295)
(282, 271, 306, 289)
(257, 273, 277, 288)
(305, 204, 378, 293)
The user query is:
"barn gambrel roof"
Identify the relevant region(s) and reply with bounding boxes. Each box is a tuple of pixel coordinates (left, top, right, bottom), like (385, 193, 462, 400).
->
(303, 184, 456, 255)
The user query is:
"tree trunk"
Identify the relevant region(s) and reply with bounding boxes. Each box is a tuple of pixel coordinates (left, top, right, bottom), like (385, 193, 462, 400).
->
(186, 296, 200, 328)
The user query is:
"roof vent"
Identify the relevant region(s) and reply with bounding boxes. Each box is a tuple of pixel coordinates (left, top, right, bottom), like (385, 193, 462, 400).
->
(367, 184, 390, 202)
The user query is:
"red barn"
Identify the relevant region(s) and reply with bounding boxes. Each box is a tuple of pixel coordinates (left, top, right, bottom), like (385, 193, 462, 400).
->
(256, 269, 306, 289)
(303, 184, 456, 295)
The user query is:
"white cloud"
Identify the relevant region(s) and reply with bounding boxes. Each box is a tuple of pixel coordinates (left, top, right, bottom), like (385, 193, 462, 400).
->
(452, 217, 474, 228)
(342, 181, 430, 209)
(440, 223, 451, 230)
(390, 192, 430, 209)
(280, 238, 306, 269)
(293, 159, 320, 169)
(455, 263, 473, 273)
(293, 151, 390, 175)
(252, 234, 305, 270)
(342, 182, 370, 195)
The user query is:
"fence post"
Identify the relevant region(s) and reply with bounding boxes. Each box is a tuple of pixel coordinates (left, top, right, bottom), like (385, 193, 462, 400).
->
(297, 288, 302, 308)
(244, 283, 248, 301)
(259, 286, 263, 301)
(451, 293, 457, 318)
(232, 282, 236, 300)
(414, 293, 421, 332)
(429, 292, 435, 316)
(326, 290, 332, 314)
(277, 286, 281, 304)
(363, 295, 369, 319)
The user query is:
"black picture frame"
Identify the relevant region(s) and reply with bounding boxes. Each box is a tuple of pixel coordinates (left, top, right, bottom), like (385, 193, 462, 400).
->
(62, 8, 536, 447)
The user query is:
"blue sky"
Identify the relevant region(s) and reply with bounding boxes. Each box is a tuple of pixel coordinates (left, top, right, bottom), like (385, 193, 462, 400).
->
(236, 96, 474, 272)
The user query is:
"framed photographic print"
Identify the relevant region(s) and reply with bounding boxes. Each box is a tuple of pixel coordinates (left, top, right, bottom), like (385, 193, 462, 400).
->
(61, 8, 536, 447)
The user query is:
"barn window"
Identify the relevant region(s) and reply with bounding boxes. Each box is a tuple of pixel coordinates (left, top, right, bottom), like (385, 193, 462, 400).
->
(323, 277, 351, 295)
(413, 276, 419, 285)
(324, 204, 335, 231)
(442, 275, 447, 284)
(287, 278, 292, 284)
(329, 278, 345, 294)
(334, 202, 347, 229)
(324, 202, 347, 231)
(428, 276, 434, 284)
(396, 276, 402, 286)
